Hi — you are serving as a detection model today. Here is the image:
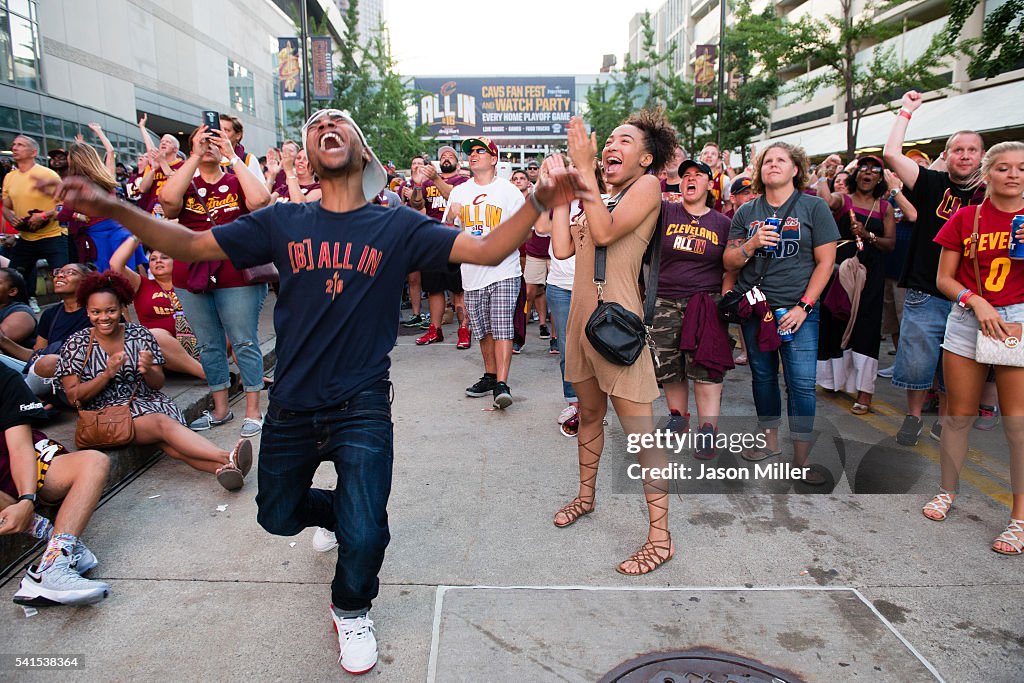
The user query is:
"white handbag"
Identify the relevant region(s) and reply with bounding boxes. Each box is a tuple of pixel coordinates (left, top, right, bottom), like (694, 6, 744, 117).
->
(968, 205, 1024, 367)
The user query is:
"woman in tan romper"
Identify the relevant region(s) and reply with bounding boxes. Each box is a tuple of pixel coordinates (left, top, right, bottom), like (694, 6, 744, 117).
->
(549, 112, 678, 575)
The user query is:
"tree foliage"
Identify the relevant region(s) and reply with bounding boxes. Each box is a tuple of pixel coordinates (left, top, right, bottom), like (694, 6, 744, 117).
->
(280, 0, 429, 164)
(784, 0, 958, 158)
(945, 0, 1024, 79)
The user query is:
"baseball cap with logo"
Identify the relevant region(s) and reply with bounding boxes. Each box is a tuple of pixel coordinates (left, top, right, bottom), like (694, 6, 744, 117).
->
(730, 176, 753, 196)
(526, 159, 540, 169)
(301, 108, 387, 203)
(461, 137, 499, 158)
(678, 159, 713, 179)
(437, 145, 459, 159)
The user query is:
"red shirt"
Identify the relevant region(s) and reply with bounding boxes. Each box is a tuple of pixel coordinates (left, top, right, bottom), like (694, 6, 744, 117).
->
(934, 200, 1024, 307)
(170, 173, 250, 290)
(134, 277, 178, 335)
(139, 158, 184, 213)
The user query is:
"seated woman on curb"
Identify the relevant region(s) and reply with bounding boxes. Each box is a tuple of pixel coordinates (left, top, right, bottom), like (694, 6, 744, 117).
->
(0, 267, 36, 355)
(55, 271, 252, 491)
(108, 235, 205, 380)
(926, 141, 1024, 555)
(0, 264, 92, 402)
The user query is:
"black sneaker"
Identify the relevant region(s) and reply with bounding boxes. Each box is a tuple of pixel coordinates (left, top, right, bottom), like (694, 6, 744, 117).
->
(694, 422, 717, 460)
(492, 382, 512, 409)
(896, 415, 923, 446)
(401, 313, 424, 328)
(539, 324, 551, 340)
(929, 421, 942, 441)
(466, 374, 497, 397)
(549, 338, 560, 355)
(666, 411, 690, 434)
(512, 342, 523, 355)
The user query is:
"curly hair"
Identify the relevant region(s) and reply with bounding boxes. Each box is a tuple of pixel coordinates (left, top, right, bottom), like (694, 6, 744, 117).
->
(76, 270, 135, 308)
(621, 108, 678, 175)
(750, 142, 811, 195)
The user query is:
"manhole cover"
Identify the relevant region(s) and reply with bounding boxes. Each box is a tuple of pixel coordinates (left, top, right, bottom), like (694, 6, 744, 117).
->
(599, 649, 806, 683)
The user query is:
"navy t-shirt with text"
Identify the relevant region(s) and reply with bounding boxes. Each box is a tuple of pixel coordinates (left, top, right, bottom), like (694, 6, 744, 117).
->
(213, 202, 459, 410)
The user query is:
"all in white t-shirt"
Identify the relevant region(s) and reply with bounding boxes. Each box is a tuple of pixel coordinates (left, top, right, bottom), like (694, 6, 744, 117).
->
(444, 176, 525, 291)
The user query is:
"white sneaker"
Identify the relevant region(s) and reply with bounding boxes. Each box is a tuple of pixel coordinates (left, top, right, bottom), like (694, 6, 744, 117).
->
(71, 540, 98, 574)
(312, 527, 338, 552)
(13, 550, 110, 606)
(331, 609, 378, 674)
(558, 404, 578, 425)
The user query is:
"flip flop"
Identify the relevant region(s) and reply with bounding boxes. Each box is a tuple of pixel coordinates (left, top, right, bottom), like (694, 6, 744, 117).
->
(741, 447, 782, 462)
(850, 402, 871, 415)
(734, 354, 748, 365)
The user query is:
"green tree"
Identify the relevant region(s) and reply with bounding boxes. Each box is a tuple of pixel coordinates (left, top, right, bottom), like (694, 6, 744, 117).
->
(583, 12, 673, 144)
(785, 0, 958, 159)
(281, 0, 429, 164)
(945, 0, 1024, 79)
(659, 72, 713, 155)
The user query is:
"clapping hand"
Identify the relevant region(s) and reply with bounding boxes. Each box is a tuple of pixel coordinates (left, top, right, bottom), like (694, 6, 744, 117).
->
(281, 144, 296, 172)
(138, 350, 155, 376)
(106, 351, 126, 378)
(566, 117, 597, 176)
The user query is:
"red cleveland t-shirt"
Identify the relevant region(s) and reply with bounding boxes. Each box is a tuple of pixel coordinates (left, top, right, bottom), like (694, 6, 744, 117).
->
(934, 200, 1024, 307)
(134, 277, 178, 335)
(170, 172, 250, 290)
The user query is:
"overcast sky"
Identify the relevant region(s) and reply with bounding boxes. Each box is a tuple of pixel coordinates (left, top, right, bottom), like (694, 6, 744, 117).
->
(384, 0, 663, 76)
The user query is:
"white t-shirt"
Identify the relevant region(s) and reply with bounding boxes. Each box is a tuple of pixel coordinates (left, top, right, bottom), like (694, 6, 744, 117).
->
(546, 199, 579, 290)
(444, 176, 525, 291)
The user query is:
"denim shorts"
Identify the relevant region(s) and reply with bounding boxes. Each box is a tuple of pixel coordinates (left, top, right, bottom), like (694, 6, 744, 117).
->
(942, 301, 1024, 361)
(892, 289, 951, 390)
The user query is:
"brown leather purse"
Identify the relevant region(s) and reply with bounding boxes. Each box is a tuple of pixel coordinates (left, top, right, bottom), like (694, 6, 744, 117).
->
(73, 332, 137, 450)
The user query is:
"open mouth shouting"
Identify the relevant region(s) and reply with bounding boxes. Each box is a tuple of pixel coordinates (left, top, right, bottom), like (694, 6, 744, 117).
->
(319, 131, 343, 151)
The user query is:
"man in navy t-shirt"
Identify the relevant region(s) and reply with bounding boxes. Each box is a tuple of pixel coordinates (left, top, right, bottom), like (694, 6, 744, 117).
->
(56, 109, 585, 675)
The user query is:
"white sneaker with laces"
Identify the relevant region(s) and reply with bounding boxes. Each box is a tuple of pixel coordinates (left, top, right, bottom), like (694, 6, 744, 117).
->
(240, 417, 263, 438)
(13, 550, 110, 606)
(71, 540, 98, 574)
(557, 404, 578, 425)
(331, 609, 378, 674)
(312, 527, 338, 552)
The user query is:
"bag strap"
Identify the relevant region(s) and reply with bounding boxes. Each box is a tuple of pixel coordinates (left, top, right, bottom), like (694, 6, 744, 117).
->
(593, 179, 641, 287)
(642, 211, 664, 326)
(73, 328, 137, 409)
(189, 180, 218, 229)
(970, 203, 984, 296)
(747, 188, 803, 288)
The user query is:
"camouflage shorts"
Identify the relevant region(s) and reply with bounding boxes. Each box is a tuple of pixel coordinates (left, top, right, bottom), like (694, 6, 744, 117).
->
(651, 295, 725, 385)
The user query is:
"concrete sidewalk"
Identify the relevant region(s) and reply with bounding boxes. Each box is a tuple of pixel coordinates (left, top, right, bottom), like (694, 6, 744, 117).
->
(0, 324, 1020, 681)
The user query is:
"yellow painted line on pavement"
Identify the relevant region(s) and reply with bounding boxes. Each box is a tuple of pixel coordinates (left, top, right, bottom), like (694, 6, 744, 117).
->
(821, 391, 1012, 508)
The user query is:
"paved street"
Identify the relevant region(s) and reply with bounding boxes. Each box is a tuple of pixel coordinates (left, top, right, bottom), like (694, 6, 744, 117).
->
(1, 324, 1021, 682)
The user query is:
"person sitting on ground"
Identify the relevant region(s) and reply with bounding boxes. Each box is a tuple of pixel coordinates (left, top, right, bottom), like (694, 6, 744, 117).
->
(108, 235, 204, 380)
(0, 267, 36, 353)
(0, 363, 112, 606)
(55, 271, 252, 491)
(0, 264, 92, 402)
(927, 140, 1024, 556)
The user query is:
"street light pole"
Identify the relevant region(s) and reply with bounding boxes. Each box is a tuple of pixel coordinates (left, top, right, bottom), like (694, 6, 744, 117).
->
(299, 0, 311, 121)
(717, 0, 726, 148)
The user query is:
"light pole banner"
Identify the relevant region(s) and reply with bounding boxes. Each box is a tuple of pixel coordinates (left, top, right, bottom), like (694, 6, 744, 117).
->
(311, 36, 334, 100)
(277, 37, 302, 100)
(695, 45, 717, 107)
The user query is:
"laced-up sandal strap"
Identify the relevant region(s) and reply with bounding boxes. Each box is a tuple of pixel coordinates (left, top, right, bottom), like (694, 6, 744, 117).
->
(616, 537, 675, 576)
(554, 433, 602, 528)
(992, 519, 1024, 556)
(922, 491, 954, 521)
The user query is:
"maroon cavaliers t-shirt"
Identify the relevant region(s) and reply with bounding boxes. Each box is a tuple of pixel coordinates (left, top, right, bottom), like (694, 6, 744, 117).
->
(655, 198, 732, 299)
(171, 173, 250, 290)
(422, 174, 469, 222)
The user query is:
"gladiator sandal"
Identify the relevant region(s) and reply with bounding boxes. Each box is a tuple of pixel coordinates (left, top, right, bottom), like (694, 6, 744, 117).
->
(553, 432, 602, 528)
(617, 475, 674, 576)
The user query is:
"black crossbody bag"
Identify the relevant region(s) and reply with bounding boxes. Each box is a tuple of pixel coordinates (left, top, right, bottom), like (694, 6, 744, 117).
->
(585, 183, 663, 366)
(718, 189, 802, 323)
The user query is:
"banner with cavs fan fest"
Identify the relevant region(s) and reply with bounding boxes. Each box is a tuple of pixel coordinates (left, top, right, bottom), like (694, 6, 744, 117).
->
(414, 77, 575, 139)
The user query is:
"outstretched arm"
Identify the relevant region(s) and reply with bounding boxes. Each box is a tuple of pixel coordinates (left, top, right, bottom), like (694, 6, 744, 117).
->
(883, 91, 924, 192)
(88, 123, 116, 175)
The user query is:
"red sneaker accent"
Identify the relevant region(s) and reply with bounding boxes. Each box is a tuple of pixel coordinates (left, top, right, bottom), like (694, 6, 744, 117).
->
(415, 325, 443, 345)
(456, 326, 471, 349)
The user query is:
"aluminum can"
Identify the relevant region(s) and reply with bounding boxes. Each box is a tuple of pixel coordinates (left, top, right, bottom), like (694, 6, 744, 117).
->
(762, 217, 782, 253)
(775, 307, 793, 342)
(1009, 215, 1024, 260)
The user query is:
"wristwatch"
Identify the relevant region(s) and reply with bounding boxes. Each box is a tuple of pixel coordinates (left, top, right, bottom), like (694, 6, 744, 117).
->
(17, 493, 37, 507)
(798, 301, 814, 314)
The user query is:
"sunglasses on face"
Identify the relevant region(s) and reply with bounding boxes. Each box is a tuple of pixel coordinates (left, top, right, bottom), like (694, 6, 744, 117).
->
(469, 148, 491, 156)
(859, 166, 882, 174)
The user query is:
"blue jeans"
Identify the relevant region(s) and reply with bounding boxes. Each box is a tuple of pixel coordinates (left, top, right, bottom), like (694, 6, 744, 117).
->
(545, 284, 576, 402)
(741, 307, 819, 441)
(256, 379, 394, 612)
(175, 284, 267, 392)
(892, 289, 950, 390)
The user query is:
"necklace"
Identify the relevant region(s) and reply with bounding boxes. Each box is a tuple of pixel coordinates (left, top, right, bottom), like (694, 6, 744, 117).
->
(686, 206, 711, 227)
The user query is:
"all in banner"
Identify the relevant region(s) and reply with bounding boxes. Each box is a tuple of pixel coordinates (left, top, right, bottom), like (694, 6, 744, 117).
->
(695, 44, 717, 107)
(277, 37, 302, 100)
(311, 36, 334, 100)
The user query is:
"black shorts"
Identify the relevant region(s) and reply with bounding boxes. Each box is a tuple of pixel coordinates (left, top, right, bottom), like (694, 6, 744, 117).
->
(421, 267, 463, 295)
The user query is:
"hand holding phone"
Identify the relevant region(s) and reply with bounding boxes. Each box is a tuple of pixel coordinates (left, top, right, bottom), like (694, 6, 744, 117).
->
(202, 111, 220, 132)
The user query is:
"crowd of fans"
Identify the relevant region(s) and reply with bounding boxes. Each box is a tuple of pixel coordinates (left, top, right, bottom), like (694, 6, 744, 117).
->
(0, 91, 1021, 675)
